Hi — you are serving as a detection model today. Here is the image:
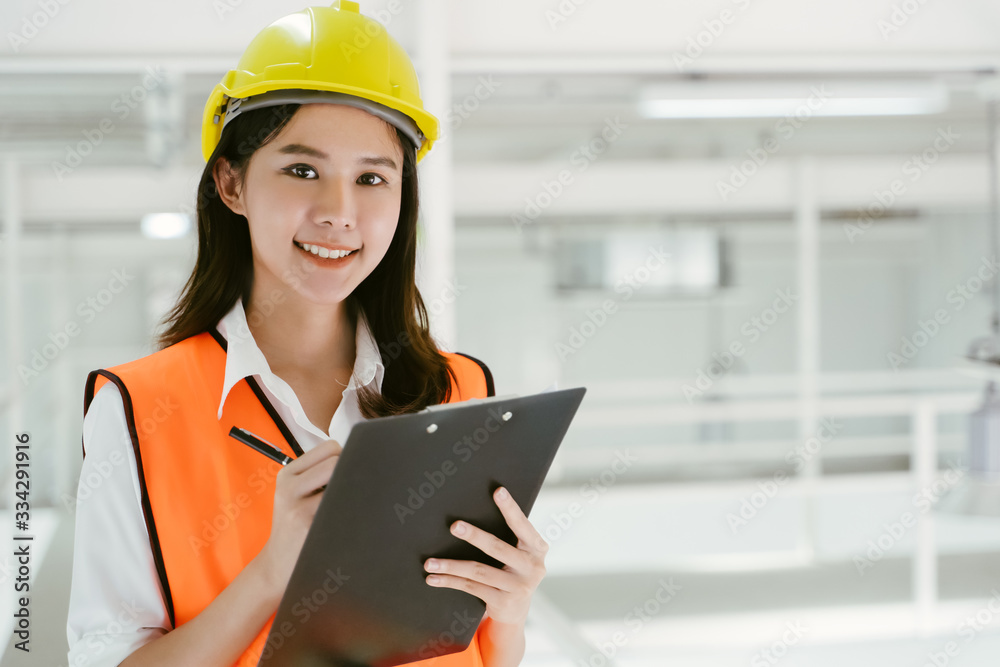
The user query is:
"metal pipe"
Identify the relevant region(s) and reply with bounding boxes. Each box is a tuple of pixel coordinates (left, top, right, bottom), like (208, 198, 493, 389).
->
(989, 99, 1000, 344)
(913, 399, 938, 633)
(795, 156, 821, 560)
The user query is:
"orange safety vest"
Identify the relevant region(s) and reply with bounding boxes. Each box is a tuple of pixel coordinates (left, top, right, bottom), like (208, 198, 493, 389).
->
(82, 326, 495, 667)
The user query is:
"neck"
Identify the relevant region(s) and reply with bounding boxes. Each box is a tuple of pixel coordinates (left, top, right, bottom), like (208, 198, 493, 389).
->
(243, 285, 356, 376)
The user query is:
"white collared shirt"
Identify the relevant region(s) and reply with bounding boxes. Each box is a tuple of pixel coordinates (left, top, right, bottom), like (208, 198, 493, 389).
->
(66, 299, 385, 667)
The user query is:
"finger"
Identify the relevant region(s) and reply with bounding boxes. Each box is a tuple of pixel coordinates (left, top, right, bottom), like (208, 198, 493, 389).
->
(302, 489, 324, 514)
(449, 520, 526, 571)
(295, 455, 338, 497)
(286, 440, 342, 474)
(493, 487, 549, 555)
(424, 572, 504, 608)
(424, 557, 519, 593)
(304, 482, 328, 498)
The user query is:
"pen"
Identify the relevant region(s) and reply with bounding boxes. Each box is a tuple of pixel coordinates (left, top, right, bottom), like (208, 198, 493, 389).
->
(229, 426, 293, 466)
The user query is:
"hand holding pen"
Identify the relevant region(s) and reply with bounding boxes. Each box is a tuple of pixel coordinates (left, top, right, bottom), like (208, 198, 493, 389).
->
(229, 426, 331, 493)
(229, 427, 343, 599)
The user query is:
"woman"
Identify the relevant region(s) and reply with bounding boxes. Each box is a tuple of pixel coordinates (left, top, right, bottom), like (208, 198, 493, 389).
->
(65, 3, 548, 666)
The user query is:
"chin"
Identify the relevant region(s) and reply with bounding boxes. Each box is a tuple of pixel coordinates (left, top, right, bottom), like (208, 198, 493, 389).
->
(296, 285, 358, 306)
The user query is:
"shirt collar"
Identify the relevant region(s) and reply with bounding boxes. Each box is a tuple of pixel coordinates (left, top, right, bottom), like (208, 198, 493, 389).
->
(215, 299, 385, 421)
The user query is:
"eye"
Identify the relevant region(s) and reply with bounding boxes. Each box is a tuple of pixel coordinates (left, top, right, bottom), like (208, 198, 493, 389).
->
(358, 172, 388, 186)
(283, 164, 317, 179)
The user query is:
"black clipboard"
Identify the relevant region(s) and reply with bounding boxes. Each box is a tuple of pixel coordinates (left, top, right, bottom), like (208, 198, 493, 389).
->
(255, 385, 586, 667)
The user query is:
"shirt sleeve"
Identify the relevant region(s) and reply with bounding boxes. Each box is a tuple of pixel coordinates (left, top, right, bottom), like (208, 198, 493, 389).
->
(66, 381, 173, 667)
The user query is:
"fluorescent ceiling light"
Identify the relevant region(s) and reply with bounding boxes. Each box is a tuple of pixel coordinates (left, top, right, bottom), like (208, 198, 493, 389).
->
(141, 212, 191, 239)
(638, 79, 949, 119)
(604, 229, 716, 290)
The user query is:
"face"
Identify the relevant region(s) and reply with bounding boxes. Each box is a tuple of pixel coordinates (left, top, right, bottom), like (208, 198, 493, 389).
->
(214, 103, 405, 308)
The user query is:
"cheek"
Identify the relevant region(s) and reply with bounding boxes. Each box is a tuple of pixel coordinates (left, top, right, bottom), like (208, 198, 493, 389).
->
(245, 212, 301, 275)
(364, 200, 402, 254)
(247, 193, 301, 244)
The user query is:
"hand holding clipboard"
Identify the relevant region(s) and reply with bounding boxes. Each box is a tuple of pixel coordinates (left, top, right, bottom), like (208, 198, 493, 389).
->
(252, 384, 586, 667)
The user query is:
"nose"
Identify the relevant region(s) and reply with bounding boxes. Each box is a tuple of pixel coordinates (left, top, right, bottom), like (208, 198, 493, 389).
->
(317, 175, 356, 229)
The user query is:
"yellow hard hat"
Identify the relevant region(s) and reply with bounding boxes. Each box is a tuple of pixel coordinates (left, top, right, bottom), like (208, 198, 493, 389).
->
(201, 0, 439, 163)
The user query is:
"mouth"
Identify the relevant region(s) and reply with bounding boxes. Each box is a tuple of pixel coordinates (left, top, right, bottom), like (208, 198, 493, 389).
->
(293, 241, 360, 260)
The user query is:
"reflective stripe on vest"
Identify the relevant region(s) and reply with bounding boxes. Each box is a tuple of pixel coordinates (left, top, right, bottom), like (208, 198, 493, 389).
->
(82, 328, 494, 666)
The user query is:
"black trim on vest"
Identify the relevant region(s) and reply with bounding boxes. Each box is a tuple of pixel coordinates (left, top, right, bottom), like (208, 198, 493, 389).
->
(208, 325, 227, 352)
(245, 377, 306, 458)
(83, 369, 177, 629)
(453, 352, 495, 397)
(210, 327, 305, 458)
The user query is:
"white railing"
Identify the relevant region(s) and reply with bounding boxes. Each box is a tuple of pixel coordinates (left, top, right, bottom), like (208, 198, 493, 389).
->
(530, 382, 986, 656)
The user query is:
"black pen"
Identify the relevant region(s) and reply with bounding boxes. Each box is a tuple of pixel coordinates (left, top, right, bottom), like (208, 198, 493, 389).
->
(229, 426, 293, 466)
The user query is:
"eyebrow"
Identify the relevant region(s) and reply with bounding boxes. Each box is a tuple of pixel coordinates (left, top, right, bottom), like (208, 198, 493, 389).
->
(277, 143, 399, 171)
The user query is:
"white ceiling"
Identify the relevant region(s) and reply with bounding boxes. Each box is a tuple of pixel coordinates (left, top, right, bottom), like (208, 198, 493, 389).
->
(2, 0, 999, 58)
(2, 0, 999, 225)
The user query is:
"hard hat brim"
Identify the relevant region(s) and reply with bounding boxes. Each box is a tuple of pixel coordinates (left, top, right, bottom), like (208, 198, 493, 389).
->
(202, 80, 439, 164)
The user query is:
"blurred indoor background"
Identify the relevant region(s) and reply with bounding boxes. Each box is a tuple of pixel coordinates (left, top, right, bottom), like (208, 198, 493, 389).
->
(3, 0, 1000, 665)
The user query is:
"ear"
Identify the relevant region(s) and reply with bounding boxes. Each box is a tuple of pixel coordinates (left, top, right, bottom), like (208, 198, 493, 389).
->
(212, 157, 247, 217)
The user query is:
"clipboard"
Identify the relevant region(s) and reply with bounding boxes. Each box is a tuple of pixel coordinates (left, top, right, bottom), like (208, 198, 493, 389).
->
(255, 385, 587, 667)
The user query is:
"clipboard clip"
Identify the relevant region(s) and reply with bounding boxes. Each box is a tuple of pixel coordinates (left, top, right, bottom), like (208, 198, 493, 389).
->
(421, 394, 517, 434)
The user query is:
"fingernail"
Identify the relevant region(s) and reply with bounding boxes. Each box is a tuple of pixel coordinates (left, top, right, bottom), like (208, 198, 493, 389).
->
(425, 559, 439, 571)
(453, 521, 466, 535)
(496, 487, 508, 500)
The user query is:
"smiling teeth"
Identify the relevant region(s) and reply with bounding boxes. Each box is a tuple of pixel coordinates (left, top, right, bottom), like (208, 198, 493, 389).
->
(298, 243, 355, 259)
